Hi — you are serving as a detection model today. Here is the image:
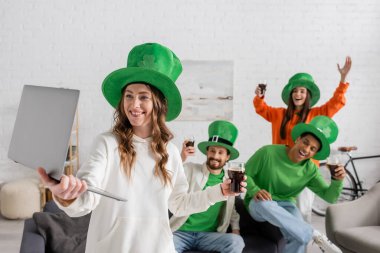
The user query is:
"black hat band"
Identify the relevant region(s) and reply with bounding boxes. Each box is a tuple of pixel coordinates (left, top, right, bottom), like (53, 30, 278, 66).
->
(208, 135, 233, 146)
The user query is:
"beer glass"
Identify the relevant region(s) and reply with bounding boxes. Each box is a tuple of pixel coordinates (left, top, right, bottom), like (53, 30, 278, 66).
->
(185, 136, 195, 147)
(227, 162, 245, 193)
(258, 80, 267, 96)
(326, 151, 342, 177)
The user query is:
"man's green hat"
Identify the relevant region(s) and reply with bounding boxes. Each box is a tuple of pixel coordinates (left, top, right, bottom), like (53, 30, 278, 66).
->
(198, 120, 239, 160)
(291, 116, 339, 160)
(102, 42, 183, 121)
(281, 73, 320, 107)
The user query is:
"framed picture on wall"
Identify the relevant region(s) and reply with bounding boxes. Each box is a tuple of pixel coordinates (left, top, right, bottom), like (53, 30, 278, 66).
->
(176, 60, 233, 121)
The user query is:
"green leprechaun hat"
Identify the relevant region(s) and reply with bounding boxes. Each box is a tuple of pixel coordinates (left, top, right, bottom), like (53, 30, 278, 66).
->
(102, 42, 183, 121)
(281, 73, 320, 107)
(198, 120, 239, 160)
(291, 116, 339, 160)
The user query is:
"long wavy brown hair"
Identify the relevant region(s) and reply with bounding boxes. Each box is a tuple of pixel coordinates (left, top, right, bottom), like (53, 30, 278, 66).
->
(112, 84, 174, 186)
(280, 88, 311, 140)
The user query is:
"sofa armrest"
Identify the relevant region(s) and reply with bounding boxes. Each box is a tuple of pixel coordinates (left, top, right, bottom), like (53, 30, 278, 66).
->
(19, 201, 62, 253)
(20, 218, 45, 253)
(326, 183, 380, 244)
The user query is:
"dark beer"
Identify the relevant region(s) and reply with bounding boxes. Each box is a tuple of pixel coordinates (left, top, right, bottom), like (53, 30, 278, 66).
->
(185, 140, 195, 147)
(228, 169, 245, 193)
(327, 164, 339, 177)
(258, 83, 267, 94)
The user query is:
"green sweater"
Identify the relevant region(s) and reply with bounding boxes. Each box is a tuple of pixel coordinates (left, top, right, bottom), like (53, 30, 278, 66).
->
(179, 171, 225, 232)
(244, 145, 343, 208)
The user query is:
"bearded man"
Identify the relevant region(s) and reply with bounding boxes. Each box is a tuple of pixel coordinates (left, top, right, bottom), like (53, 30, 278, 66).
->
(170, 120, 245, 253)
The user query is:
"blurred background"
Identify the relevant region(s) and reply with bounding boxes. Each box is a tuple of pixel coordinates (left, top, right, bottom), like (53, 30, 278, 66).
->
(1, 0, 379, 188)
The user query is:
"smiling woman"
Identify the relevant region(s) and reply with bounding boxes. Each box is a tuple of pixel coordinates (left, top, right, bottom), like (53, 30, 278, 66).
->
(121, 83, 154, 138)
(37, 42, 244, 253)
(252, 57, 351, 147)
(291, 87, 309, 110)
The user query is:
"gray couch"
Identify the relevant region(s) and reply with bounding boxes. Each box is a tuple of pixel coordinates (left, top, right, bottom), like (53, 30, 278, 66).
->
(326, 182, 380, 253)
(19, 201, 90, 253)
(20, 197, 285, 253)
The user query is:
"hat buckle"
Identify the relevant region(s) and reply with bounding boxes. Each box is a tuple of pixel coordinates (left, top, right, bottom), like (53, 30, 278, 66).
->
(211, 135, 220, 142)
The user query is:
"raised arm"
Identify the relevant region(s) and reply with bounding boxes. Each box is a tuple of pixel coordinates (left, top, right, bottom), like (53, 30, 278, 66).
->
(309, 57, 352, 118)
(337, 56, 352, 83)
(254, 84, 265, 98)
(180, 140, 195, 162)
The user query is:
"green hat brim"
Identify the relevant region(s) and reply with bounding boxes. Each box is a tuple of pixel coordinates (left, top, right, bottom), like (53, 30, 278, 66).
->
(291, 123, 330, 160)
(197, 141, 239, 160)
(281, 80, 320, 107)
(102, 67, 182, 121)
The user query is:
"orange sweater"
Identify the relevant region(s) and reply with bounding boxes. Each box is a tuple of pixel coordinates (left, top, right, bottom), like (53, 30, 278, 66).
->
(253, 82, 349, 147)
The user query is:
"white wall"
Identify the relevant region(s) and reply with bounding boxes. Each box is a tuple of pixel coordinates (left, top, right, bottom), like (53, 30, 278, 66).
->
(1, 0, 380, 188)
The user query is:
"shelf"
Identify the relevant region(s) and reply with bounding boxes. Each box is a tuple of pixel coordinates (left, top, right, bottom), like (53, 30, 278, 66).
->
(65, 110, 79, 176)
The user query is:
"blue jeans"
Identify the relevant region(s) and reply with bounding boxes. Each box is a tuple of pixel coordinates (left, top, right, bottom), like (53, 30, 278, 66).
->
(248, 199, 313, 253)
(173, 230, 245, 253)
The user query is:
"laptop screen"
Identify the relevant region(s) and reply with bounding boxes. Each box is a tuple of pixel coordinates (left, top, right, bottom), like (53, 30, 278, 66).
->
(8, 85, 80, 181)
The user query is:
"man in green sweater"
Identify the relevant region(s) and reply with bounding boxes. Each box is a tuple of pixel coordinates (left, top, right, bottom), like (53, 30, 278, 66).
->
(244, 116, 345, 253)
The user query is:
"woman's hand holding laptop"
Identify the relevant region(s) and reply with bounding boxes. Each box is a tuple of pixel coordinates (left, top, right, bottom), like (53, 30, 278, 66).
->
(37, 167, 88, 207)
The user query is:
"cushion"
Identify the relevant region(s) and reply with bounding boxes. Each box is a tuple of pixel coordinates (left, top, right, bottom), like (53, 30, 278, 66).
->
(0, 178, 41, 219)
(335, 226, 380, 253)
(33, 211, 91, 253)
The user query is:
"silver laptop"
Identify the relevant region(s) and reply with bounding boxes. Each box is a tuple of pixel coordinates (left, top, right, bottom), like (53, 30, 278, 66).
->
(8, 85, 126, 202)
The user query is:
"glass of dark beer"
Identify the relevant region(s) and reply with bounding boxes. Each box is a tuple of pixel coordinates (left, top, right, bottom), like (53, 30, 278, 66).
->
(258, 80, 267, 96)
(326, 152, 342, 178)
(227, 162, 245, 193)
(185, 136, 195, 147)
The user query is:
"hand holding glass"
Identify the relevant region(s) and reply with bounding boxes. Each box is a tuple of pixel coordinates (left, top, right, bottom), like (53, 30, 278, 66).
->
(227, 162, 245, 193)
(326, 153, 342, 177)
(185, 136, 195, 147)
(258, 80, 267, 96)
